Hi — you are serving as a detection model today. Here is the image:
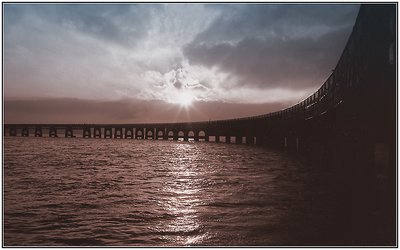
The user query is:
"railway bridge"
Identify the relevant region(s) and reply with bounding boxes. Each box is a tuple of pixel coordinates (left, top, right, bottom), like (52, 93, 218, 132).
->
(5, 4, 395, 170)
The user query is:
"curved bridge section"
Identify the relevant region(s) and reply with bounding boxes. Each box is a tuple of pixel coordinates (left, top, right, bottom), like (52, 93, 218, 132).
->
(5, 4, 395, 158)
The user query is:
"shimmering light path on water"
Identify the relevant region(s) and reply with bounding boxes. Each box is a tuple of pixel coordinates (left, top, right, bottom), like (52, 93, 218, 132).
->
(4, 137, 336, 246)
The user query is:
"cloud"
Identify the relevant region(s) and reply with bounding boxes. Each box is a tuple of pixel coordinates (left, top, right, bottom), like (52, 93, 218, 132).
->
(184, 25, 354, 90)
(4, 3, 359, 109)
(184, 4, 359, 90)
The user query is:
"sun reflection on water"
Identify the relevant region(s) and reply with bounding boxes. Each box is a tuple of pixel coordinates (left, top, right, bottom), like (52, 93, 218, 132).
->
(153, 143, 209, 246)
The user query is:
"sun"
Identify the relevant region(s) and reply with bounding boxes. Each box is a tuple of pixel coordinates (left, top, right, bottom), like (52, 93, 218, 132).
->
(177, 92, 194, 107)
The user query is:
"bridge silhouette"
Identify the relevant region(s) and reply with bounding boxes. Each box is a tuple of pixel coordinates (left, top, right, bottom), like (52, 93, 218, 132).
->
(3, 4, 397, 244)
(5, 4, 395, 164)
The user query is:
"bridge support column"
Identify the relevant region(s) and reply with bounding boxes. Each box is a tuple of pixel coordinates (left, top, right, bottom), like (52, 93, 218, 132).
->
(246, 136, 255, 145)
(226, 136, 231, 143)
(284, 137, 288, 150)
(83, 127, 91, 138)
(114, 128, 123, 139)
(49, 127, 58, 137)
(236, 136, 243, 144)
(104, 127, 112, 138)
(153, 128, 157, 140)
(21, 128, 29, 137)
(35, 127, 42, 137)
(9, 127, 17, 136)
(94, 127, 102, 138)
(65, 128, 74, 138)
(215, 135, 220, 143)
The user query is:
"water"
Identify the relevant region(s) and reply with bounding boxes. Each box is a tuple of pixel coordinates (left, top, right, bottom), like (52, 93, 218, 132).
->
(4, 137, 340, 246)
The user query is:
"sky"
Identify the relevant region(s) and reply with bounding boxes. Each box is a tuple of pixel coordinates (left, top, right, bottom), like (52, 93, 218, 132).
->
(4, 3, 359, 123)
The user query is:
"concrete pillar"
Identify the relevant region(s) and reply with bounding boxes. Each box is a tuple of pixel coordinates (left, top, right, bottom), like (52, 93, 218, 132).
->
(184, 130, 189, 141)
(246, 136, 255, 145)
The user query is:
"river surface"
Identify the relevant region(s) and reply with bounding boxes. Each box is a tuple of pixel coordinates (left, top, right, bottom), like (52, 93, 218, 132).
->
(4, 137, 346, 246)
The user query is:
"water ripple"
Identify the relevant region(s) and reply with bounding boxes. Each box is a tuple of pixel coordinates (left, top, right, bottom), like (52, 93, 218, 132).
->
(5, 137, 335, 246)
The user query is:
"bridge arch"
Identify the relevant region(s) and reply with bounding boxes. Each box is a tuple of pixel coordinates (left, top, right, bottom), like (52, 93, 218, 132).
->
(125, 128, 134, 139)
(178, 131, 185, 140)
(21, 127, 29, 137)
(167, 131, 174, 140)
(114, 128, 123, 139)
(198, 130, 208, 141)
(147, 129, 153, 139)
(188, 131, 195, 139)
(94, 127, 101, 138)
(136, 129, 143, 139)
(157, 130, 164, 140)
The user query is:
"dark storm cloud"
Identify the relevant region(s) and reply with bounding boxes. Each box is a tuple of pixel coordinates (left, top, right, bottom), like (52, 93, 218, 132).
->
(184, 4, 359, 89)
(4, 4, 153, 48)
(4, 3, 361, 122)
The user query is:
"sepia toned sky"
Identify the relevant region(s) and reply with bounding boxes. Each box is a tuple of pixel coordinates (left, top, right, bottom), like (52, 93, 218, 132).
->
(4, 3, 359, 123)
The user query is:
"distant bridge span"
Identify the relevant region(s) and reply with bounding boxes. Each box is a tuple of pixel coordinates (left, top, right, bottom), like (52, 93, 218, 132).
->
(5, 4, 396, 165)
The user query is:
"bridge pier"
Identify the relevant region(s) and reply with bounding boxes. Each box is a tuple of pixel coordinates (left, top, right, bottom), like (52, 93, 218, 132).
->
(35, 127, 42, 137)
(247, 136, 255, 145)
(215, 135, 220, 143)
(236, 136, 243, 144)
(104, 127, 112, 138)
(65, 128, 74, 138)
(94, 127, 102, 138)
(226, 136, 231, 143)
